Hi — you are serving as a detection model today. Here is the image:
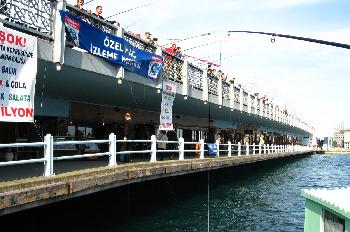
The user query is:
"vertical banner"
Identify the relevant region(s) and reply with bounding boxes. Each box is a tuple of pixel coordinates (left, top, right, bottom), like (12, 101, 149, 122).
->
(159, 81, 176, 131)
(0, 25, 37, 122)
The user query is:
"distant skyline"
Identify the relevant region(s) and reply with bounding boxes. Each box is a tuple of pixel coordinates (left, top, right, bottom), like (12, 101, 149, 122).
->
(69, 0, 350, 137)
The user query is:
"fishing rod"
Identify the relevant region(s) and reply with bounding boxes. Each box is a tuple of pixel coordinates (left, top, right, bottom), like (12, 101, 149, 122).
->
(106, 2, 154, 19)
(163, 30, 220, 46)
(227, 30, 350, 50)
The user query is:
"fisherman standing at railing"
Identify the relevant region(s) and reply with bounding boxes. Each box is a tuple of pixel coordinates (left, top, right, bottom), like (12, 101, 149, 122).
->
(75, 0, 91, 15)
(92, 6, 119, 30)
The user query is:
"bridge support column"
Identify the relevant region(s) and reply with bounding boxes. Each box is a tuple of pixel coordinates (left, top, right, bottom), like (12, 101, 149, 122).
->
(150, 135, 157, 162)
(239, 87, 243, 112)
(238, 142, 241, 156)
(179, 137, 185, 160)
(53, 0, 66, 68)
(182, 58, 189, 99)
(218, 77, 223, 107)
(229, 84, 235, 110)
(108, 133, 117, 166)
(44, 134, 54, 177)
(199, 139, 205, 159)
(228, 141, 232, 157)
(202, 69, 209, 103)
(247, 93, 251, 114)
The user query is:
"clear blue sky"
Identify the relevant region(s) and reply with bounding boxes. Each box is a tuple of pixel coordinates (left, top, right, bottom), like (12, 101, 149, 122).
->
(70, 0, 350, 137)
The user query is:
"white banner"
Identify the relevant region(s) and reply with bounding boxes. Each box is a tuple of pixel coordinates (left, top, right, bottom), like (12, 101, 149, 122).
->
(159, 81, 176, 131)
(0, 26, 37, 122)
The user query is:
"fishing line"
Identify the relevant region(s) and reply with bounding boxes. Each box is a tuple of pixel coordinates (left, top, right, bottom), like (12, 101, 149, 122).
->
(82, 0, 95, 6)
(163, 30, 220, 47)
(183, 39, 230, 52)
(106, 2, 155, 19)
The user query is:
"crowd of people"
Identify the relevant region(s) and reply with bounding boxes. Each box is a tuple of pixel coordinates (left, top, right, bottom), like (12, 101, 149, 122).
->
(72, 0, 274, 104)
(74, 0, 120, 29)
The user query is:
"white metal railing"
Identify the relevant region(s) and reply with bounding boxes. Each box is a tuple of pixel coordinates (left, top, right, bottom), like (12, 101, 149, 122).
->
(0, 134, 312, 178)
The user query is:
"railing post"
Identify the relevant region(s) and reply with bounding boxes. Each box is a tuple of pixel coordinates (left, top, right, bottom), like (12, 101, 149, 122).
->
(182, 58, 189, 98)
(108, 133, 117, 166)
(259, 144, 262, 155)
(238, 142, 241, 156)
(228, 141, 232, 157)
(266, 144, 269, 154)
(216, 139, 220, 157)
(53, 0, 66, 67)
(179, 137, 185, 160)
(263, 144, 267, 154)
(150, 135, 157, 162)
(200, 139, 205, 159)
(44, 134, 54, 177)
(253, 143, 256, 155)
(202, 70, 209, 102)
(246, 142, 249, 156)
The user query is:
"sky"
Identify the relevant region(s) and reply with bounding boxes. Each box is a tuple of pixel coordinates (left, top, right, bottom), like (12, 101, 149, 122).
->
(69, 0, 350, 137)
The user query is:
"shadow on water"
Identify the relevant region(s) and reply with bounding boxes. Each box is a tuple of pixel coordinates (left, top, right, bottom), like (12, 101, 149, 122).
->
(2, 154, 345, 232)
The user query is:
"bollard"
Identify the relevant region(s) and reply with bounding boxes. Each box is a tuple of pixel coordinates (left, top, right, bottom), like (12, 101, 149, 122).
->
(228, 141, 232, 157)
(238, 142, 241, 156)
(179, 137, 185, 160)
(108, 133, 117, 166)
(200, 139, 205, 159)
(150, 135, 157, 162)
(44, 134, 54, 177)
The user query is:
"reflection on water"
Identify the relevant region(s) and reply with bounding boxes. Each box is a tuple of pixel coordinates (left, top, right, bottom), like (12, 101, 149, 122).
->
(1, 154, 350, 232)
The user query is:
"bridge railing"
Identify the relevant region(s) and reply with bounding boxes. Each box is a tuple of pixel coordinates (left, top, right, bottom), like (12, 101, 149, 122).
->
(0, 0, 54, 40)
(0, 1, 314, 134)
(0, 134, 312, 178)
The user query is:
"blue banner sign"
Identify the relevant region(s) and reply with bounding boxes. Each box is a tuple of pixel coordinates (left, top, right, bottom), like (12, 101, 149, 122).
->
(207, 143, 218, 156)
(60, 11, 163, 80)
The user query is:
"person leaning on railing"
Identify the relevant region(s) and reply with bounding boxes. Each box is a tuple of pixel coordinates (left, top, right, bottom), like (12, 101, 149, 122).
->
(92, 5, 119, 30)
(75, 0, 91, 18)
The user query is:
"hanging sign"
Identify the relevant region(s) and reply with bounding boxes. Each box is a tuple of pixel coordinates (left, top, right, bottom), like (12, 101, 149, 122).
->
(159, 81, 176, 131)
(61, 11, 163, 80)
(0, 25, 37, 122)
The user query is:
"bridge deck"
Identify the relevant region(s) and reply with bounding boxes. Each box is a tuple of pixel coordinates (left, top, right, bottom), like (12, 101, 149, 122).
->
(0, 152, 310, 216)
